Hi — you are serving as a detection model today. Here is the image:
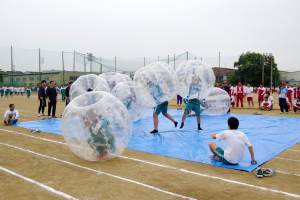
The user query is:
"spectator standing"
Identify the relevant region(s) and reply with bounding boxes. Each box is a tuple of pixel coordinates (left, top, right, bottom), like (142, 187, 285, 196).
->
(60, 85, 66, 101)
(38, 80, 47, 117)
(278, 83, 289, 114)
(65, 82, 73, 106)
(46, 81, 58, 118)
(246, 83, 254, 108)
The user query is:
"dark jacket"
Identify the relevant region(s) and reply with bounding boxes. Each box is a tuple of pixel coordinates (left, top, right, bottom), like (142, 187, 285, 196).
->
(66, 86, 70, 98)
(46, 86, 57, 100)
(38, 85, 46, 98)
(222, 85, 230, 94)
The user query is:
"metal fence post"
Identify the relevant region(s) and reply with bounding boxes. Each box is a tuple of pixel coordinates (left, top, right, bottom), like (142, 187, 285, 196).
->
(11, 46, 13, 86)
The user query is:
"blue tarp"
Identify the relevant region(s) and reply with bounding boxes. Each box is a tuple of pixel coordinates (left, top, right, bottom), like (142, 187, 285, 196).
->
(14, 110, 300, 172)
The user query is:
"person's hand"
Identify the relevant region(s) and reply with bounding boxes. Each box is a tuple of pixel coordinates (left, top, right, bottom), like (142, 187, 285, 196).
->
(251, 159, 257, 164)
(40, 97, 43, 100)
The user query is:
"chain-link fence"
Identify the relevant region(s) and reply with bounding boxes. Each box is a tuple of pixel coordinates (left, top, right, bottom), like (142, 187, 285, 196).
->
(0, 46, 239, 88)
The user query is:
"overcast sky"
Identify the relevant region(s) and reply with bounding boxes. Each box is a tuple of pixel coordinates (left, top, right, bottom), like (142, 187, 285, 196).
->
(0, 0, 299, 71)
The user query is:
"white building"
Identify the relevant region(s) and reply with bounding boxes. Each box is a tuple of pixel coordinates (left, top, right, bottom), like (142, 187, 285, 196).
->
(280, 71, 300, 85)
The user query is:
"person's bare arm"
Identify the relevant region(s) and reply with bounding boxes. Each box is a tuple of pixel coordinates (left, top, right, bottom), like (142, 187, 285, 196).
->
(248, 146, 257, 164)
(211, 133, 217, 139)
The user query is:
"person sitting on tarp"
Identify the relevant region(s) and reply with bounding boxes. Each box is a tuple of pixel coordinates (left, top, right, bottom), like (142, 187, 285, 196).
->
(84, 109, 115, 160)
(209, 117, 257, 165)
(4, 104, 19, 126)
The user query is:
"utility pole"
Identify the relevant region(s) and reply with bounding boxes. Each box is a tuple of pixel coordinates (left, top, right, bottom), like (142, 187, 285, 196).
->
(270, 53, 273, 90)
(115, 56, 116, 72)
(218, 52, 220, 83)
(83, 54, 86, 75)
(11, 46, 13, 86)
(73, 51, 75, 81)
(62, 51, 65, 84)
(90, 54, 93, 73)
(39, 48, 41, 84)
(174, 54, 175, 70)
(186, 51, 188, 60)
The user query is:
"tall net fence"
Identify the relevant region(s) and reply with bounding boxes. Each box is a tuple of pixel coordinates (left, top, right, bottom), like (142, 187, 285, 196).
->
(0, 46, 239, 87)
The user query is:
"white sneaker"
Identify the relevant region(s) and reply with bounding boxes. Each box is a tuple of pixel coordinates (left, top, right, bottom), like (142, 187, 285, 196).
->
(42, 113, 46, 116)
(37, 114, 40, 117)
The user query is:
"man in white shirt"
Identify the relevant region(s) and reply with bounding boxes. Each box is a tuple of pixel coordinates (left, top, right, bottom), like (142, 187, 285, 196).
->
(8, 85, 14, 98)
(266, 92, 274, 109)
(20, 85, 25, 97)
(246, 83, 254, 108)
(4, 104, 19, 125)
(209, 117, 257, 165)
(261, 96, 272, 111)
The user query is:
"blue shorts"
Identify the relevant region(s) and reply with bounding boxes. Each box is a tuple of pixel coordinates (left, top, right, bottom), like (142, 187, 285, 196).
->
(8, 118, 18, 124)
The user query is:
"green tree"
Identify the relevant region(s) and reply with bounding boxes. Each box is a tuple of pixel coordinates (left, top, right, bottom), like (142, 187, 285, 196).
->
(228, 52, 280, 87)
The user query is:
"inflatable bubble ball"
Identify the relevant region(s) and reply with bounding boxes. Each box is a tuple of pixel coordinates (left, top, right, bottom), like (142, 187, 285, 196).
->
(70, 74, 110, 100)
(203, 88, 230, 116)
(176, 60, 215, 99)
(61, 91, 132, 162)
(133, 61, 178, 105)
(111, 82, 156, 122)
(122, 74, 132, 82)
(99, 72, 127, 91)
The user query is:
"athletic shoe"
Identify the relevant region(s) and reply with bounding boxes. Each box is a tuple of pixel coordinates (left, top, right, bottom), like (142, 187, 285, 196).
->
(42, 113, 46, 116)
(3, 120, 8, 125)
(52, 116, 57, 118)
(287, 112, 289, 114)
(31, 129, 41, 133)
(294, 112, 296, 114)
(255, 168, 263, 178)
(47, 116, 51, 119)
(263, 168, 276, 177)
(37, 113, 40, 117)
(280, 112, 283, 114)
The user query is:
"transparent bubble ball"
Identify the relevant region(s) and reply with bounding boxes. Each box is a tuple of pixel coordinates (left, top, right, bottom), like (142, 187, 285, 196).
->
(122, 74, 132, 82)
(176, 60, 215, 99)
(99, 72, 127, 91)
(61, 91, 132, 162)
(70, 74, 109, 100)
(111, 82, 156, 122)
(133, 61, 178, 105)
(203, 88, 230, 116)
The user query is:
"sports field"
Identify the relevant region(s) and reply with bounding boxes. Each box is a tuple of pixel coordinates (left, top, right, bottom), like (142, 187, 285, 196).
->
(0, 92, 300, 200)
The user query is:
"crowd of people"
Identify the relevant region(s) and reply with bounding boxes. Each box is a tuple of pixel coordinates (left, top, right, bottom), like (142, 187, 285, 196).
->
(217, 82, 300, 114)
(1, 85, 32, 98)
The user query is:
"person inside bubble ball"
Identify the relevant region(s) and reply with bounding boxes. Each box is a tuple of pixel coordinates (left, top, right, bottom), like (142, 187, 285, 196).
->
(123, 88, 136, 110)
(84, 109, 115, 160)
(149, 75, 164, 104)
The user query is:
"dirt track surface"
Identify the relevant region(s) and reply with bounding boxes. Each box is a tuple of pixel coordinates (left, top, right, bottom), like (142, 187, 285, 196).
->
(0, 92, 300, 200)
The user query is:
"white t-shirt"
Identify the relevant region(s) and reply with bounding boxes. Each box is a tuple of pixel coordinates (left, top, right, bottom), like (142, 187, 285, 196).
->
(20, 87, 24, 92)
(246, 87, 253, 97)
(268, 96, 274, 104)
(4, 109, 19, 119)
(261, 100, 271, 107)
(26, 88, 31, 93)
(216, 130, 251, 164)
(8, 87, 14, 91)
(230, 96, 235, 103)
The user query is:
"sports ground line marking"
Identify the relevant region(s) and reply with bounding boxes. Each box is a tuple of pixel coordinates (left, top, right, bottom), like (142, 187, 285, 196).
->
(1, 129, 300, 198)
(275, 157, 300, 162)
(0, 165, 78, 200)
(0, 142, 196, 200)
(287, 149, 300, 152)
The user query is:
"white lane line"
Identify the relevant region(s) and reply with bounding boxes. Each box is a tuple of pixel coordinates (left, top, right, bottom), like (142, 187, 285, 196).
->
(0, 142, 196, 200)
(0, 165, 78, 200)
(276, 171, 300, 177)
(1, 130, 300, 198)
(287, 149, 300, 152)
(275, 157, 300, 162)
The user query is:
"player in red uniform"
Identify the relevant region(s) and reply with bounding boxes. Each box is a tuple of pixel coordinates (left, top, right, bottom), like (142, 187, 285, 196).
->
(261, 96, 272, 111)
(293, 96, 300, 113)
(230, 95, 235, 108)
(286, 83, 293, 110)
(257, 84, 265, 109)
(293, 84, 297, 99)
(236, 82, 245, 108)
(297, 84, 300, 97)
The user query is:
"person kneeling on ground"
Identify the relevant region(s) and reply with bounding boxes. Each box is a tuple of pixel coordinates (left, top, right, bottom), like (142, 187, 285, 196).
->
(293, 96, 300, 113)
(261, 96, 272, 111)
(4, 104, 19, 126)
(208, 117, 257, 165)
(266, 92, 274, 109)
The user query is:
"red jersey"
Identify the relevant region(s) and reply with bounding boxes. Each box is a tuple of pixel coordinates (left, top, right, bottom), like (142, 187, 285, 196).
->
(258, 87, 265, 95)
(236, 85, 244, 94)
